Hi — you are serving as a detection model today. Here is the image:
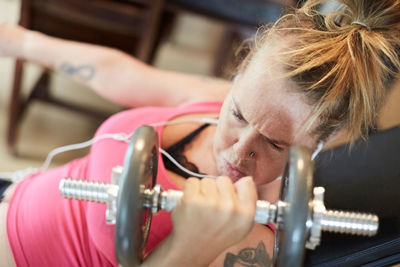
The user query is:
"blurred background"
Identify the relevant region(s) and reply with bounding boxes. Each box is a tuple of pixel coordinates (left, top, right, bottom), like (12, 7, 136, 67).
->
(0, 0, 292, 172)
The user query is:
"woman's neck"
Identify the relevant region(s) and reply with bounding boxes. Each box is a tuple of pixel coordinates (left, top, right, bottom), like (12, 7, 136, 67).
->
(184, 125, 218, 176)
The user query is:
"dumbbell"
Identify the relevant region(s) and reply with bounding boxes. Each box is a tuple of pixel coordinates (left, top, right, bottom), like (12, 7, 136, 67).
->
(59, 125, 379, 267)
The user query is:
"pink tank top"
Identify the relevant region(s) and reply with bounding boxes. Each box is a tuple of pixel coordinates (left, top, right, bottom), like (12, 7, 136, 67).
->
(7, 101, 222, 266)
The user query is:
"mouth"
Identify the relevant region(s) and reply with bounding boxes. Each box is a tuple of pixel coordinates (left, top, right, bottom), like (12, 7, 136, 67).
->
(223, 159, 247, 180)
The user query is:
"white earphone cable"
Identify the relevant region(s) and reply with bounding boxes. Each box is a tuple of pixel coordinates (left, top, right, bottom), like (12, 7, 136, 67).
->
(159, 148, 218, 179)
(0, 118, 219, 182)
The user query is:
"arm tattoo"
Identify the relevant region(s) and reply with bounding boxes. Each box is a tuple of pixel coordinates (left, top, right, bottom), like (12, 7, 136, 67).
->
(59, 62, 95, 81)
(224, 241, 272, 267)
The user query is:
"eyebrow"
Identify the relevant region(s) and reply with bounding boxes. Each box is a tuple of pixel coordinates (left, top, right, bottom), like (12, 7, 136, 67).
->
(232, 96, 291, 147)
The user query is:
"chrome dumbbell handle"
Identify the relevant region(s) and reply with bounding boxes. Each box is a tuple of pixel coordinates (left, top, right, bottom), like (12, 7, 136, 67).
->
(160, 189, 378, 237)
(321, 210, 379, 235)
(59, 178, 119, 224)
(59, 178, 278, 224)
(59, 178, 379, 238)
(59, 179, 119, 202)
(159, 189, 183, 212)
(158, 188, 278, 223)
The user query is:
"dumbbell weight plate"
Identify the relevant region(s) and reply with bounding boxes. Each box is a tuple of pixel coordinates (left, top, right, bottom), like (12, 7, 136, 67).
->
(115, 126, 159, 266)
(274, 146, 313, 267)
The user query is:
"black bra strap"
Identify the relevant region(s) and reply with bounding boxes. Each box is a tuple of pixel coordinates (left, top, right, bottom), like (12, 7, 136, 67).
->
(162, 123, 211, 178)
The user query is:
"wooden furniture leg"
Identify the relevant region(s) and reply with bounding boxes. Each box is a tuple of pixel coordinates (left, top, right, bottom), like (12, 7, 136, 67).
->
(7, 59, 25, 155)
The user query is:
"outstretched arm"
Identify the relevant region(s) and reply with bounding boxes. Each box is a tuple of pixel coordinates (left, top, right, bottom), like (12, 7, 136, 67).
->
(0, 23, 231, 107)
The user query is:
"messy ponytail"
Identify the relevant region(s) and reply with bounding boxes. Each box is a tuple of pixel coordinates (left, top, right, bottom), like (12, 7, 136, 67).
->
(239, 0, 400, 143)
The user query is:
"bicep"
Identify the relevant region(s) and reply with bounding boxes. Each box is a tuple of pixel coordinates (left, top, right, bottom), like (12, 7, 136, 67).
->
(210, 224, 275, 267)
(99, 52, 232, 107)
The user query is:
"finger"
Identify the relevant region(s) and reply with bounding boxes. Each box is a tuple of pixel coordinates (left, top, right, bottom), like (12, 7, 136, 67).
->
(183, 177, 201, 197)
(200, 177, 218, 198)
(216, 176, 237, 201)
(234, 176, 257, 210)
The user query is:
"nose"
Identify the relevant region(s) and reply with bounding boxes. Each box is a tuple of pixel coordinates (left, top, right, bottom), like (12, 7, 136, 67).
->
(233, 128, 258, 160)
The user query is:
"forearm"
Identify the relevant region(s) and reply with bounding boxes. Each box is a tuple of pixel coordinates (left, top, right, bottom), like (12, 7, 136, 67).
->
(141, 234, 218, 267)
(21, 30, 149, 104)
(210, 224, 275, 266)
(142, 224, 274, 267)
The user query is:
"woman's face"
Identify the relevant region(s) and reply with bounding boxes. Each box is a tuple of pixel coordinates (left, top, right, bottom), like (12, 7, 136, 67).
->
(213, 43, 318, 185)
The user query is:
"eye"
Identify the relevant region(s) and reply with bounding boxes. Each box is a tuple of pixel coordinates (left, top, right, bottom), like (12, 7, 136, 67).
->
(262, 136, 285, 152)
(270, 142, 284, 152)
(231, 108, 245, 121)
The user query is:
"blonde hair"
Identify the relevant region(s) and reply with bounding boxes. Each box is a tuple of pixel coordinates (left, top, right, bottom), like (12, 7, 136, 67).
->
(238, 0, 400, 143)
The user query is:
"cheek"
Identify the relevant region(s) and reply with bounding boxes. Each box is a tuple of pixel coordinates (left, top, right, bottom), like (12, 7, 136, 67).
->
(214, 119, 238, 153)
(254, 151, 287, 183)
(214, 124, 234, 152)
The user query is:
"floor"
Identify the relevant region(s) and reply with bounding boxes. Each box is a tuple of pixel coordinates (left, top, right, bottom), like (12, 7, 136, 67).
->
(0, 0, 225, 173)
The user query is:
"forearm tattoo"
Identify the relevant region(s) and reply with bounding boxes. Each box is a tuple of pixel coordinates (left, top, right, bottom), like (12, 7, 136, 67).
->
(59, 62, 95, 81)
(224, 241, 272, 267)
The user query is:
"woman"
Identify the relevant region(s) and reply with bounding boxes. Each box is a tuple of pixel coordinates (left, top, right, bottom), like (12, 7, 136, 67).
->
(1, 0, 399, 266)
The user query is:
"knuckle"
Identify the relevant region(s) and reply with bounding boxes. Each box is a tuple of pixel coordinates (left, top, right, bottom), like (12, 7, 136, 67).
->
(186, 177, 199, 184)
(202, 177, 214, 183)
(217, 176, 232, 184)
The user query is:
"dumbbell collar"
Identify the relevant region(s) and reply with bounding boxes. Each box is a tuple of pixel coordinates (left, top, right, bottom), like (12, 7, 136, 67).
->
(306, 187, 326, 249)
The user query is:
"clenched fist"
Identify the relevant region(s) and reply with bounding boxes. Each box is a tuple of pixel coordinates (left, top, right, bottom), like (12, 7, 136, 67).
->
(170, 176, 257, 263)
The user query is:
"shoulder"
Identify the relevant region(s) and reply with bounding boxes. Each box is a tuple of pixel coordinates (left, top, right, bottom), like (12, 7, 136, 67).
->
(94, 106, 173, 136)
(96, 102, 223, 137)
